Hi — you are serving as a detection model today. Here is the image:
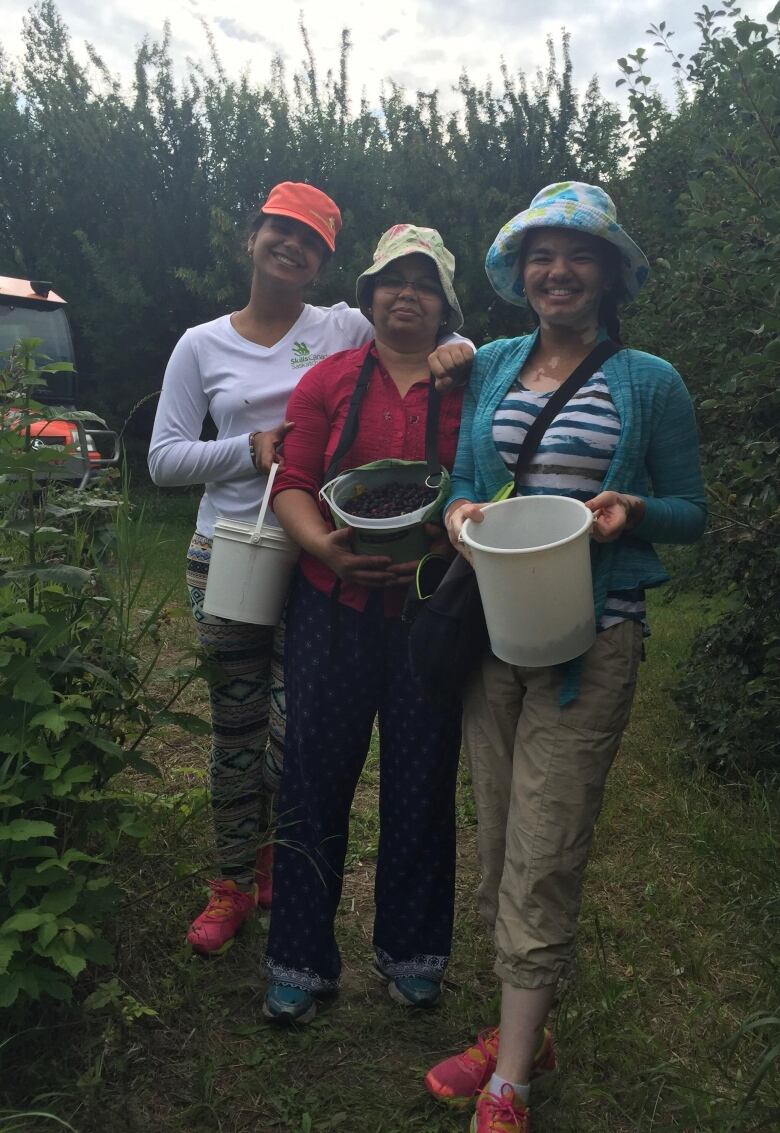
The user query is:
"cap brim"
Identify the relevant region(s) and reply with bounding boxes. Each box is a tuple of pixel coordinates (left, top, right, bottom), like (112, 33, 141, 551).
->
(260, 205, 336, 252)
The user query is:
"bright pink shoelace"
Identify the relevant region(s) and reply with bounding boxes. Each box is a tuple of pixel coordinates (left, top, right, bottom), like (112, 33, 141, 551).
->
(483, 1083, 526, 1130)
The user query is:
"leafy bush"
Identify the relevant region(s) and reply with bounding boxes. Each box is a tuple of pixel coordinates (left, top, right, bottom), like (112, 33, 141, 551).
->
(0, 341, 205, 1005)
(621, 8, 780, 774)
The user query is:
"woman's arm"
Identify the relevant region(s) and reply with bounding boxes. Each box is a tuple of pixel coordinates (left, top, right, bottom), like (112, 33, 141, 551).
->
(587, 366, 707, 544)
(635, 373, 707, 543)
(273, 489, 397, 588)
(148, 333, 255, 487)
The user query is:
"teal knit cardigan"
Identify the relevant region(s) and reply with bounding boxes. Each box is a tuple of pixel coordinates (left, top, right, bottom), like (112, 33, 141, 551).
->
(447, 330, 707, 701)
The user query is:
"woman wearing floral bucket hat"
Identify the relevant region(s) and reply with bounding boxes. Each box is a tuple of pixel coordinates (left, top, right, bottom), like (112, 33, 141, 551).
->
(262, 224, 469, 1023)
(422, 183, 706, 1132)
(148, 187, 473, 958)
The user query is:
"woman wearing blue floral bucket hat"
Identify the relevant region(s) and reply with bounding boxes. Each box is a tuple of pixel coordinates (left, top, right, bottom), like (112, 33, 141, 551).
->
(423, 183, 707, 1132)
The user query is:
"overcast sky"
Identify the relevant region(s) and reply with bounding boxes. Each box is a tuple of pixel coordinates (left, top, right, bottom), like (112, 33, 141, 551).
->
(3, 0, 768, 110)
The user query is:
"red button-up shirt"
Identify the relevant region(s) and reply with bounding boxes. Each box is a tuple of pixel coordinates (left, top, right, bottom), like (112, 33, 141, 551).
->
(271, 341, 464, 614)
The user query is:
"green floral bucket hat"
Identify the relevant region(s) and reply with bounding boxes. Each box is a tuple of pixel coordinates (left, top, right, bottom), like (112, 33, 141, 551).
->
(485, 182, 650, 306)
(356, 224, 464, 334)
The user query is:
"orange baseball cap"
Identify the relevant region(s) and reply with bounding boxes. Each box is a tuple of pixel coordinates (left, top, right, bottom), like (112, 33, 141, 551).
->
(260, 182, 342, 252)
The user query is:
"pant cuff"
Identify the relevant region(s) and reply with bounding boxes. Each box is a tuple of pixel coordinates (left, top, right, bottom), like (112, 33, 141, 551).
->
(264, 960, 338, 994)
(375, 947, 448, 981)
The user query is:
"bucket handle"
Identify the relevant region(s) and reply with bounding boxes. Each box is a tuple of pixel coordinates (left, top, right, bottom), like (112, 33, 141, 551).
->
(319, 474, 340, 505)
(251, 460, 280, 545)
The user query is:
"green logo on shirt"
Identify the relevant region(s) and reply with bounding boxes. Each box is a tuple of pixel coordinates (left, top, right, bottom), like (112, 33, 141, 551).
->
(290, 340, 326, 370)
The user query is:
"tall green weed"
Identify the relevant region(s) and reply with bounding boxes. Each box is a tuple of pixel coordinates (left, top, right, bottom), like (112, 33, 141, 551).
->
(0, 341, 205, 1005)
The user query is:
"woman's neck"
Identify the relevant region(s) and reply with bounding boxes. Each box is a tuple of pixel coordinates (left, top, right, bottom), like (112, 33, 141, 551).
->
(537, 319, 599, 355)
(231, 278, 305, 347)
(374, 336, 435, 396)
(521, 320, 600, 391)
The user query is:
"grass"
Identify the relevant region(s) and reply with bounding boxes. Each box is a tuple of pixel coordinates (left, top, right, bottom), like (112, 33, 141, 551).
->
(1, 494, 778, 1133)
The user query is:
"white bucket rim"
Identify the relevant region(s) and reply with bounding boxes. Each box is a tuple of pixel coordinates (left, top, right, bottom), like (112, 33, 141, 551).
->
(461, 495, 593, 556)
(213, 516, 297, 546)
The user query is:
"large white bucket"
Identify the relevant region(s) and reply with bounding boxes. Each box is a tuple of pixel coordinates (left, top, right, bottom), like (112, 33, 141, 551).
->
(203, 463, 299, 626)
(461, 495, 595, 667)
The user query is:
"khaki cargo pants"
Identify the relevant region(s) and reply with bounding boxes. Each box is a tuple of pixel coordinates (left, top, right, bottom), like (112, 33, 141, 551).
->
(464, 620, 643, 989)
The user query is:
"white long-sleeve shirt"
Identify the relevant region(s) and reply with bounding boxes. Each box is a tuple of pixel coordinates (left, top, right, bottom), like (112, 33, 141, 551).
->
(148, 303, 473, 538)
(148, 303, 375, 537)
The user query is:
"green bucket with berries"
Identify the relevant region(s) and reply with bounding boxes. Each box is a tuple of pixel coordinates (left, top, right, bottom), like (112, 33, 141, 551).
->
(320, 459, 451, 564)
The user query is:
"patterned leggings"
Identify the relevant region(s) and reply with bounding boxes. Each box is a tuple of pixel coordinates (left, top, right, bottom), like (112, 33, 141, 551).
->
(186, 533, 285, 885)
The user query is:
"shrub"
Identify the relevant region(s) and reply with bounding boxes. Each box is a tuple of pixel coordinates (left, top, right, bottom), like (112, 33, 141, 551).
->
(0, 341, 205, 1005)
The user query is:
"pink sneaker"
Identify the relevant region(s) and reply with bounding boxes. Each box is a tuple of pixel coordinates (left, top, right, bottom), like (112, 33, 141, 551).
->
(471, 1083, 532, 1132)
(255, 843, 273, 910)
(186, 880, 257, 955)
(424, 1027, 555, 1108)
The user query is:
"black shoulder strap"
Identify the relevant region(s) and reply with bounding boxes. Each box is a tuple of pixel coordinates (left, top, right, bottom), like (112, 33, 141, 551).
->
(423, 379, 442, 476)
(512, 339, 620, 488)
(324, 352, 443, 484)
(323, 350, 375, 484)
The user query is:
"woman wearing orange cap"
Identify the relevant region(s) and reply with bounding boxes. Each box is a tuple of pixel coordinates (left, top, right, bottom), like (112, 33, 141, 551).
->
(148, 183, 472, 956)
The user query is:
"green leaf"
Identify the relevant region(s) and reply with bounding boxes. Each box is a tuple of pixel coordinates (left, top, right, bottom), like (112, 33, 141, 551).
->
(0, 934, 20, 975)
(0, 819, 56, 842)
(0, 973, 21, 1007)
(13, 670, 54, 705)
(51, 949, 87, 979)
(28, 709, 70, 737)
(0, 911, 47, 933)
(768, 1, 780, 24)
(37, 921, 58, 949)
(40, 883, 82, 915)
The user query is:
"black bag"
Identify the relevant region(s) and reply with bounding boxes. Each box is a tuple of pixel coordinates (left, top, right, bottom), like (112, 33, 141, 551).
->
(407, 339, 620, 702)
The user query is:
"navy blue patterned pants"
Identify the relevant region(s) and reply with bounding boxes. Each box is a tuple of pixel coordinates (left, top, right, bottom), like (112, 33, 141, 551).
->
(265, 576, 462, 993)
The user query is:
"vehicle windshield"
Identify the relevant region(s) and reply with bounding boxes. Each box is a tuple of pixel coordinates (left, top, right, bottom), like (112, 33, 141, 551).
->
(0, 303, 76, 402)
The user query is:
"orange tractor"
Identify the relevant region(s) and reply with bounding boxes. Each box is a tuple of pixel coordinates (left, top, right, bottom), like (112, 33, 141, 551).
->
(0, 276, 120, 488)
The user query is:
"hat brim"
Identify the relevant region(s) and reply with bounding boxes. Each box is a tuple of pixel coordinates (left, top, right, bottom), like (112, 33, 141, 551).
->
(356, 248, 463, 335)
(260, 204, 337, 252)
(485, 204, 650, 307)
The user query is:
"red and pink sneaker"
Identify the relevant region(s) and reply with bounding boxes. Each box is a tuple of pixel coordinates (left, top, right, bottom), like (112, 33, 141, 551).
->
(471, 1083, 532, 1132)
(255, 843, 274, 910)
(424, 1027, 555, 1109)
(186, 880, 257, 955)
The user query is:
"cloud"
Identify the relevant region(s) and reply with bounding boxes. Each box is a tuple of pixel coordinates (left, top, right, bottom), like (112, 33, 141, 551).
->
(380, 28, 400, 41)
(213, 17, 273, 47)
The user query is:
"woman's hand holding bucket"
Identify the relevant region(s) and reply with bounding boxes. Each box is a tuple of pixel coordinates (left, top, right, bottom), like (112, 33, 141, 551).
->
(585, 491, 645, 543)
(316, 526, 398, 588)
(444, 499, 487, 563)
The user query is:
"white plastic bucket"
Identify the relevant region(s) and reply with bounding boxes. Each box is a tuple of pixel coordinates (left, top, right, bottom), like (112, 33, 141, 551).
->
(203, 463, 299, 626)
(461, 495, 595, 667)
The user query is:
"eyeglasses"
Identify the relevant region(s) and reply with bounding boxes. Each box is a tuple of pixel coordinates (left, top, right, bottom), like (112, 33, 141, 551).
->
(374, 273, 445, 300)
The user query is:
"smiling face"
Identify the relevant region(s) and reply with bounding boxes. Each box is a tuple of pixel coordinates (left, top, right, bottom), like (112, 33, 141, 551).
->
(521, 228, 614, 333)
(248, 215, 328, 291)
(369, 253, 447, 346)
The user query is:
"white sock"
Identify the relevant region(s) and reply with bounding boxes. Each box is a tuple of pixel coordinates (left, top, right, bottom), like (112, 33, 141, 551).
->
(487, 1073, 530, 1105)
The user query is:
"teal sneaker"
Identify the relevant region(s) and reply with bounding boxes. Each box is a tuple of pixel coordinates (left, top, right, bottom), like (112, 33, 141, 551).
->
(388, 975, 442, 1008)
(263, 983, 317, 1024)
(372, 961, 442, 1008)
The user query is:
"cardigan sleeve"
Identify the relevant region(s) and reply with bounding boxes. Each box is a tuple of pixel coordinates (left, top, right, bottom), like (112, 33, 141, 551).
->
(446, 339, 496, 508)
(632, 367, 707, 544)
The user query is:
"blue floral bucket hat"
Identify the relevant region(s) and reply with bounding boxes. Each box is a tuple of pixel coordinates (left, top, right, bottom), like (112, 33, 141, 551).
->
(485, 182, 650, 306)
